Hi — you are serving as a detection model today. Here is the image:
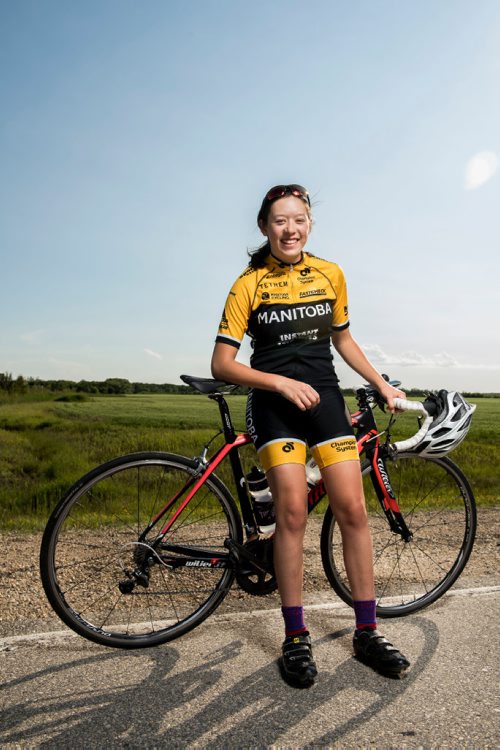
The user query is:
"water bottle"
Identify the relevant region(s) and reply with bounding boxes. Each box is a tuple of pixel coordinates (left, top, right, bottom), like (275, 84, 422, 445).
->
(305, 458, 321, 488)
(245, 466, 276, 534)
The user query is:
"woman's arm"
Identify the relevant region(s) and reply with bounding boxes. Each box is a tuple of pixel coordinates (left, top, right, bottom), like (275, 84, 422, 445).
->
(211, 342, 320, 411)
(331, 328, 405, 410)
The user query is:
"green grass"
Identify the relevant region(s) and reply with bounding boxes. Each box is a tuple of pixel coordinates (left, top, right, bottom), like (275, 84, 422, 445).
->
(0, 392, 498, 530)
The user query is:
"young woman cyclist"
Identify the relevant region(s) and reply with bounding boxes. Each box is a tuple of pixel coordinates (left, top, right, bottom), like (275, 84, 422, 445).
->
(211, 184, 410, 687)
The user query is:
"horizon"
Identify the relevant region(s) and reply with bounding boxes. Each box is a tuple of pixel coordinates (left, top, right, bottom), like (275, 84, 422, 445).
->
(2, 371, 498, 396)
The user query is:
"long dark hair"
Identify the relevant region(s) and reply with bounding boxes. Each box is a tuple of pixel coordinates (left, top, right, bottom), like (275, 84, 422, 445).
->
(248, 240, 271, 269)
(247, 185, 311, 268)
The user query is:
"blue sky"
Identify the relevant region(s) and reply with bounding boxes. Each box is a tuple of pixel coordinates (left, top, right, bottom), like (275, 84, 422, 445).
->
(1, 0, 499, 391)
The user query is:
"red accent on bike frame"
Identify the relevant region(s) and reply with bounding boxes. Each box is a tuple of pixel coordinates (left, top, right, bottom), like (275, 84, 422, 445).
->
(149, 480, 194, 527)
(307, 480, 325, 510)
(372, 442, 401, 513)
(159, 433, 252, 535)
(357, 429, 378, 453)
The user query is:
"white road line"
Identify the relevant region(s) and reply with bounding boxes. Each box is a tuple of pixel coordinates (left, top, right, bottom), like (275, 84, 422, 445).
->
(1, 585, 498, 648)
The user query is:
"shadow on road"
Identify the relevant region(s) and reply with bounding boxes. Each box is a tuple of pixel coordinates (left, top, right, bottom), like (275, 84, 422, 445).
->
(1, 617, 439, 748)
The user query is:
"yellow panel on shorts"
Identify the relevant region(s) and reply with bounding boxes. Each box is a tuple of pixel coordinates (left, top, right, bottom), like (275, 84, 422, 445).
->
(258, 439, 307, 472)
(311, 436, 359, 469)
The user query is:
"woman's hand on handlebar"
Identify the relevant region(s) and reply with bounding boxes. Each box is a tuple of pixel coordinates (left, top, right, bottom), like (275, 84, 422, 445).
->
(275, 377, 320, 411)
(378, 381, 406, 412)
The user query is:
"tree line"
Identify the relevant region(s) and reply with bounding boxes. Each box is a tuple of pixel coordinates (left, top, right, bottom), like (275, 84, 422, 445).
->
(0, 372, 496, 399)
(0, 372, 191, 395)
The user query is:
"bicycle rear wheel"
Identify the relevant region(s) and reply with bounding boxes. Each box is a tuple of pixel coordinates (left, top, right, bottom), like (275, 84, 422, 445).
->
(321, 453, 477, 616)
(40, 452, 242, 648)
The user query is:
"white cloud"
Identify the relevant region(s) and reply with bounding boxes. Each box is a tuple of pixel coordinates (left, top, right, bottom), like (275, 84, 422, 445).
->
(361, 344, 498, 369)
(464, 151, 498, 190)
(144, 348, 162, 360)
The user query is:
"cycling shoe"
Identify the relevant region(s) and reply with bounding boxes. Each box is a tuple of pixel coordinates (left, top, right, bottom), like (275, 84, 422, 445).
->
(353, 628, 410, 676)
(280, 632, 317, 688)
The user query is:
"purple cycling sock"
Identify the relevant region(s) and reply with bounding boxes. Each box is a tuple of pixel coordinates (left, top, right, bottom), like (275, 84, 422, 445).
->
(353, 599, 377, 631)
(281, 606, 308, 637)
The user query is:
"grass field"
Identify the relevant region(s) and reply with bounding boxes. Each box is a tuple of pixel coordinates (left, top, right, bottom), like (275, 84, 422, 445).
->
(0, 391, 498, 530)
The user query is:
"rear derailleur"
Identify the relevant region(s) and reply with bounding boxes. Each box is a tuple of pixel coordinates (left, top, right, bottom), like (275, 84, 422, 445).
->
(118, 544, 153, 594)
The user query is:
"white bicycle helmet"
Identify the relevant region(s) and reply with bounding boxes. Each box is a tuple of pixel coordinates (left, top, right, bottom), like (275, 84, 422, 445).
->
(416, 390, 476, 457)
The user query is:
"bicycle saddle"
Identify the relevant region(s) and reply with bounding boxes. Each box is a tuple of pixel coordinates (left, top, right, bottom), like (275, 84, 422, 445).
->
(180, 374, 237, 394)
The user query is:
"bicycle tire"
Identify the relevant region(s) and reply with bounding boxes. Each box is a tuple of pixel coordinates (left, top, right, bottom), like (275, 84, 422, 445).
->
(40, 452, 242, 648)
(320, 453, 477, 617)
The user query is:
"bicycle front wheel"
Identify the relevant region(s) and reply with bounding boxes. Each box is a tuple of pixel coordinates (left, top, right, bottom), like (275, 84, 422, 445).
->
(40, 452, 242, 648)
(321, 453, 477, 616)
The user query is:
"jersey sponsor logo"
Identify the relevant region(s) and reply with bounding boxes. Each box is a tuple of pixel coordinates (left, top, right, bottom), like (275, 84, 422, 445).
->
(306, 252, 329, 263)
(330, 438, 356, 453)
(282, 441, 295, 453)
(257, 301, 333, 325)
(262, 292, 270, 300)
(266, 271, 286, 279)
(300, 267, 311, 277)
(258, 280, 288, 289)
(240, 266, 257, 278)
(279, 329, 318, 344)
(219, 311, 229, 330)
(344, 305, 348, 316)
(298, 276, 315, 284)
(258, 280, 288, 290)
(299, 288, 326, 299)
(270, 292, 289, 300)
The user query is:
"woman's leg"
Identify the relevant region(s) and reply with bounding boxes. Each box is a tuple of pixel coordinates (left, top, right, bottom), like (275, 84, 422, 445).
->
(267, 462, 317, 687)
(320, 460, 375, 601)
(266, 463, 309, 606)
(321, 459, 410, 675)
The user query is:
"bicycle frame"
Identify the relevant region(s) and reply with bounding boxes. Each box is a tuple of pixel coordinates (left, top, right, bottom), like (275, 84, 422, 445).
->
(140, 387, 412, 553)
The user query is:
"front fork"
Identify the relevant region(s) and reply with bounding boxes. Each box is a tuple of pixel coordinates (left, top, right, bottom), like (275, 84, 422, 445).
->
(367, 445, 413, 543)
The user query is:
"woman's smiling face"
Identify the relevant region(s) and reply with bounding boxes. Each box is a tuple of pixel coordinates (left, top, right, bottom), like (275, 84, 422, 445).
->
(259, 195, 312, 264)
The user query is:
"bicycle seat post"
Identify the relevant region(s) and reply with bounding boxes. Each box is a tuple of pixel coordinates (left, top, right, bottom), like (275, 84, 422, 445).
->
(209, 393, 236, 443)
(208, 390, 258, 537)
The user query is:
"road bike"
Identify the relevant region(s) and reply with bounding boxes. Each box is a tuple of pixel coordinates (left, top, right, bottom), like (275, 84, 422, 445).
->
(40, 375, 477, 649)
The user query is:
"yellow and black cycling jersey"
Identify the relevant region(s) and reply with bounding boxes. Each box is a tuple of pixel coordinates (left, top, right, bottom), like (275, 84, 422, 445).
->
(216, 251, 349, 386)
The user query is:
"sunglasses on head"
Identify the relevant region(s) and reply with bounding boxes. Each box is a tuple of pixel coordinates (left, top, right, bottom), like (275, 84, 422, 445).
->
(264, 184, 311, 206)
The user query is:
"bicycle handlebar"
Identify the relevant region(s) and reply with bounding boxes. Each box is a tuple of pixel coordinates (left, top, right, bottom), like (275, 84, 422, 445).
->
(390, 398, 433, 453)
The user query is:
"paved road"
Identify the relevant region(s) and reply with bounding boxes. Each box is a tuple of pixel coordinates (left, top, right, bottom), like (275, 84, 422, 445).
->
(1, 586, 499, 749)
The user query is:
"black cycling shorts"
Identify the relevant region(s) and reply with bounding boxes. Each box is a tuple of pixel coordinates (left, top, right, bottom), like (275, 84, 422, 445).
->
(245, 386, 358, 472)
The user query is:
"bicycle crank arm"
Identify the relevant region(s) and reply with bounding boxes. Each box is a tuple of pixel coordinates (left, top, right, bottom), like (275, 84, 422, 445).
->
(224, 538, 273, 575)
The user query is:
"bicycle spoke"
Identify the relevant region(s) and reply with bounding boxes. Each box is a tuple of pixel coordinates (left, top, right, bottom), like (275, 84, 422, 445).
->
(376, 541, 405, 603)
